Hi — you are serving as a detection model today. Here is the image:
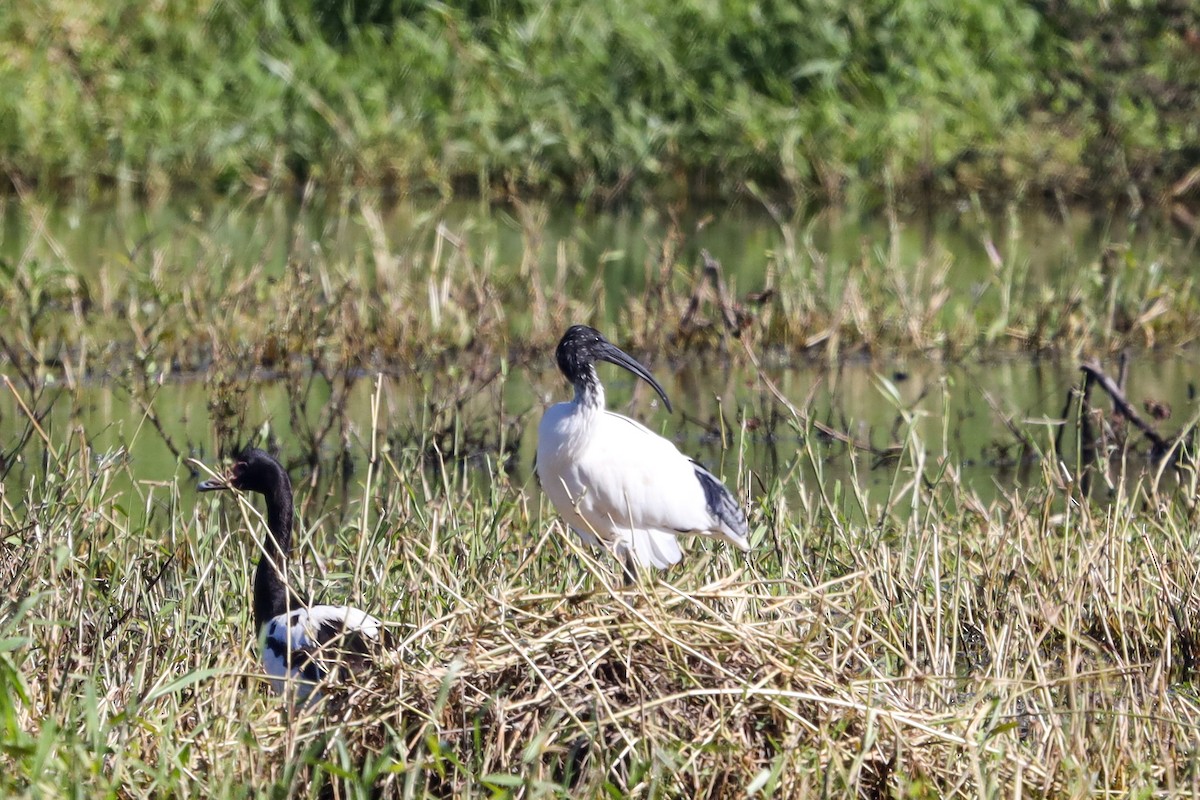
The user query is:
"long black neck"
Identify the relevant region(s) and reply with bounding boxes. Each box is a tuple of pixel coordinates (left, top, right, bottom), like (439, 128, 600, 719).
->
(253, 472, 299, 631)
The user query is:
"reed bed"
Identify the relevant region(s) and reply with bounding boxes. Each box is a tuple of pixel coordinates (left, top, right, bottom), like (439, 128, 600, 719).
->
(3, 385, 1200, 797)
(3, 184, 1199, 796)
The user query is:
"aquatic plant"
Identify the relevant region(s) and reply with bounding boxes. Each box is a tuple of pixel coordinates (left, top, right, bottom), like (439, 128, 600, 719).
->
(1, 193, 1197, 389)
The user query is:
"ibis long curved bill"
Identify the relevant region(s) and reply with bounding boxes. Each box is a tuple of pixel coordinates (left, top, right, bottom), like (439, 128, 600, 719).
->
(593, 340, 673, 413)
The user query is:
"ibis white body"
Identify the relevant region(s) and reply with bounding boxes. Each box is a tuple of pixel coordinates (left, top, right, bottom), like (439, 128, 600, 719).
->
(538, 403, 750, 569)
(262, 605, 384, 699)
(536, 325, 750, 573)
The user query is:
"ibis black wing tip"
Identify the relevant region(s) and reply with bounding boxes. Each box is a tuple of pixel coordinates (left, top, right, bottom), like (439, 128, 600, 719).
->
(691, 462, 749, 536)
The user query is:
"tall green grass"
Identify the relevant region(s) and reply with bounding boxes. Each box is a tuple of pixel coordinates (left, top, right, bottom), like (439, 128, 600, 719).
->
(2, 1, 1198, 202)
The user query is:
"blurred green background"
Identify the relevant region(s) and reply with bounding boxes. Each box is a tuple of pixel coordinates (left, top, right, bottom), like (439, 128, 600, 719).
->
(5, 0, 1199, 204)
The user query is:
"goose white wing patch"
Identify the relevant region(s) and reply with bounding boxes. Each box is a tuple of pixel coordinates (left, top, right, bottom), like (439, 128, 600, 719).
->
(262, 605, 383, 698)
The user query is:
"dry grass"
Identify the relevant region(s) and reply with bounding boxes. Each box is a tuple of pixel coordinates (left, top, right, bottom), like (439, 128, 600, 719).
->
(3, 377, 1200, 797)
(3, 188, 1200, 796)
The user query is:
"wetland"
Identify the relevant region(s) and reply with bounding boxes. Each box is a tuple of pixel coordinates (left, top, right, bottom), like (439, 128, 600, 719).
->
(3, 191, 1200, 798)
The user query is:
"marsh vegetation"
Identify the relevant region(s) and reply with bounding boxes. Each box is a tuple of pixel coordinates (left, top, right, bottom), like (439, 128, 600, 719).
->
(5, 1, 1200, 205)
(5, 1, 1200, 795)
(2, 190, 1200, 797)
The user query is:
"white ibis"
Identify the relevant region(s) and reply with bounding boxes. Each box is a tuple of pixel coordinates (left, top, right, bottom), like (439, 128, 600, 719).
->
(198, 448, 383, 700)
(536, 325, 751, 579)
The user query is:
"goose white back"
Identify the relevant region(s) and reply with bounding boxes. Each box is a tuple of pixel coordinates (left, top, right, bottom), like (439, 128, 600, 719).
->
(262, 605, 384, 699)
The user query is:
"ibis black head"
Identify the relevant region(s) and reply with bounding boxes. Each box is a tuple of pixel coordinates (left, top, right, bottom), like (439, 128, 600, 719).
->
(198, 448, 290, 495)
(555, 325, 673, 412)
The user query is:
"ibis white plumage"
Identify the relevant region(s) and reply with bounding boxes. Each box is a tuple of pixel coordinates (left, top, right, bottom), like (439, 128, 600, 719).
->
(536, 325, 750, 578)
(198, 448, 384, 700)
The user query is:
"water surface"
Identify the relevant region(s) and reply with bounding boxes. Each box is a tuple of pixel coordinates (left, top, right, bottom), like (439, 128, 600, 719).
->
(2, 194, 1196, 522)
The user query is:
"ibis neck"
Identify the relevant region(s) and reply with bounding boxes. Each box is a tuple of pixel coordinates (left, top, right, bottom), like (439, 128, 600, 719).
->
(572, 367, 606, 411)
(253, 476, 295, 631)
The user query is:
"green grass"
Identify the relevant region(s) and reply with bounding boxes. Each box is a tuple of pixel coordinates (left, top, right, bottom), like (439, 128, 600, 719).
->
(3, 368, 1200, 797)
(2, 0, 1199, 203)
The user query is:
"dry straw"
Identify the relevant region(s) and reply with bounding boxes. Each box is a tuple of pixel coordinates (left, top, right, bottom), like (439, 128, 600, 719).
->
(5, 401, 1200, 797)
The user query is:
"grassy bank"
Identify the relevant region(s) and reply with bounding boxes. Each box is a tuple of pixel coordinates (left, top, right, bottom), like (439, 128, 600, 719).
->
(3, 378, 1200, 797)
(3, 1, 1200, 203)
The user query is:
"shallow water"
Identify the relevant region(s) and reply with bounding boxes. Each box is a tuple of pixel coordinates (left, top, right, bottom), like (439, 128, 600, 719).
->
(2, 194, 1196, 519)
(1, 191, 1189, 333)
(5, 351, 1196, 523)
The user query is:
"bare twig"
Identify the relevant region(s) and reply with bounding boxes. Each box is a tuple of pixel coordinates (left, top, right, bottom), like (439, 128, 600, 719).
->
(1080, 360, 1168, 452)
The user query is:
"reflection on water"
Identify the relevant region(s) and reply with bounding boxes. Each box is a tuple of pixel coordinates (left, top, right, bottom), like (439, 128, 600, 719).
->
(5, 352, 1197, 527)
